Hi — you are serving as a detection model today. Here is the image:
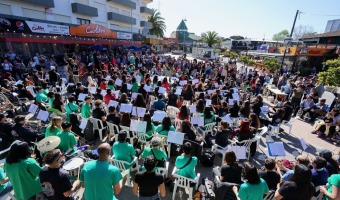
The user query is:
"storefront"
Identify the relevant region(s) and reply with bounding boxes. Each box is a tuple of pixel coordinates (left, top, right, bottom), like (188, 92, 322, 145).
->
(0, 17, 141, 57)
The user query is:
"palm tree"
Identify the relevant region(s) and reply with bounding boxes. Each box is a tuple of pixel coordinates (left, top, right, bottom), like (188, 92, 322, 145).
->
(148, 9, 166, 38)
(202, 31, 221, 47)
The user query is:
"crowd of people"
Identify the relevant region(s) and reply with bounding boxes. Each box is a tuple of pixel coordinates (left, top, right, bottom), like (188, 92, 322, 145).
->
(0, 47, 339, 200)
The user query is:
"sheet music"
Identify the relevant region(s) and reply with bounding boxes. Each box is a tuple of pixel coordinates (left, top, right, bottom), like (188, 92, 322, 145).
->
(232, 88, 238, 93)
(131, 107, 146, 117)
(115, 79, 122, 86)
(206, 99, 212, 106)
(260, 106, 269, 113)
(152, 111, 167, 121)
(130, 120, 147, 132)
(144, 85, 151, 92)
(78, 93, 87, 101)
(112, 91, 120, 99)
(89, 87, 96, 94)
(136, 75, 142, 83)
(101, 90, 107, 96)
(207, 90, 216, 95)
(120, 104, 133, 113)
(232, 93, 240, 100)
(127, 84, 133, 90)
(107, 100, 119, 108)
(228, 99, 238, 105)
(105, 75, 111, 81)
(79, 118, 88, 129)
(28, 104, 39, 114)
(131, 93, 139, 100)
(267, 142, 286, 157)
(214, 83, 219, 88)
(192, 79, 199, 85)
(300, 138, 307, 151)
(228, 146, 247, 159)
(36, 110, 49, 121)
(179, 80, 187, 86)
(167, 131, 185, 145)
(158, 87, 166, 94)
(175, 88, 182, 95)
(221, 114, 233, 124)
(191, 117, 204, 126)
(189, 105, 196, 113)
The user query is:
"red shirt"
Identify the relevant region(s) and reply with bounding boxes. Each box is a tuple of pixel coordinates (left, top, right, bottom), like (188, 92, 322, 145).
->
(104, 94, 116, 105)
(100, 82, 107, 90)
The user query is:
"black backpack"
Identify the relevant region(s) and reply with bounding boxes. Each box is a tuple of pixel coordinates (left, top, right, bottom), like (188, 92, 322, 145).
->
(200, 149, 215, 167)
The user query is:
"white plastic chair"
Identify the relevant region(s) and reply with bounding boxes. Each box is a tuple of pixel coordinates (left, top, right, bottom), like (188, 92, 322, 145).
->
(138, 132, 153, 148)
(263, 190, 275, 200)
(172, 167, 200, 200)
(26, 86, 36, 97)
(149, 95, 156, 110)
(0, 191, 15, 200)
(183, 100, 191, 106)
(229, 137, 258, 160)
(154, 134, 171, 158)
(197, 122, 215, 137)
(155, 161, 169, 178)
(166, 106, 180, 120)
(254, 127, 268, 149)
(280, 118, 295, 135)
(109, 156, 139, 187)
(211, 142, 229, 165)
(106, 122, 120, 142)
(120, 125, 137, 144)
(89, 118, 106, 142)
(268, 124, 281, 137)
(175, 118, 183, 131)
(192, 112, 201, 117)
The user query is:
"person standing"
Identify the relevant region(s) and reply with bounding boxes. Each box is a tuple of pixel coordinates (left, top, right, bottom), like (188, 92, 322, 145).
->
(80, 143, 123, 200)
(39, 149, 79, 200)
(4, 141, 42, 200)
(133, 156, 166, 199)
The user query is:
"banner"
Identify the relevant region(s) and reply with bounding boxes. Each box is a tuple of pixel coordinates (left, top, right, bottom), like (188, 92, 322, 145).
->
(117, 32, 132, 40)
(70, 24, 117, 38)
(26, 21, 69, 35)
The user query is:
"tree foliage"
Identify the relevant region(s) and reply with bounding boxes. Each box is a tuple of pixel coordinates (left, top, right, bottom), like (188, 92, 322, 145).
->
(293, 25, 317, 40)
(230, 35, 244, 40)
(240, 55, 249, 65)
(318, 58, 340, 86)
(229, 51, 239, 60)
(202, 31, 221, 48)
(263, 57, 280, 71)
(148, 9, 166, 38)
(248, 59, 256, 67)
(272, 30, 289, 41)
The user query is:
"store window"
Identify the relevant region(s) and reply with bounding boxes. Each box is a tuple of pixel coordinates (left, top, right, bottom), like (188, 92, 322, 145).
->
(77, 18, 90, 25)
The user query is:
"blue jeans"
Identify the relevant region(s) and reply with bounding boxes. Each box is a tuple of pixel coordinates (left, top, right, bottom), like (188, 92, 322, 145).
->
(138, 193, 161, 200)
(0, 182, 13, 197)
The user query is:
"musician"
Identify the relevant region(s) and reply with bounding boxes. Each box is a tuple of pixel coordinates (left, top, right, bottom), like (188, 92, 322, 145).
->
(0, 113, 14, 147)
(57, 122, 77, 153)
(81, 96, 92, 118)
(39, 149, 79, 200)
(12, 115, 43, 143)
(80, 143, 123, 200)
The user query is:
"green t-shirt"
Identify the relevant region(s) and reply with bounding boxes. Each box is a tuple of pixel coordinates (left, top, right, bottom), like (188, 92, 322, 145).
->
(155, 125, 175, 136)
(0, 168, 8, 193)
(112, 142, 135, 164)
(80, 160, 122, 200)
(107, 85, 115, 91)
(326, 174, 340, 200)
(48, 97, 54, 107)
(65, 102, 79, 122)
(201, 112, 215, 125)
(81, 103, 91, 118)
(36, 92, 48, 103)
(57, 131, 77, 152)
(141, 147, 167, 160)
(131, 82, 139, 93)
(4, 158, 42, 200)
(45, 125, 62, 137)
(42, 89, 49, 96)
(175, 156, 198, 179)
(238, 178, 269, 200)
(146, 123, 155, 137)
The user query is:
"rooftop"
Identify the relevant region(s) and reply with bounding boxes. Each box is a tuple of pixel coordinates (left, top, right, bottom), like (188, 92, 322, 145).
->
(176, 19, 188, 31)
(301, 30, 340, 39)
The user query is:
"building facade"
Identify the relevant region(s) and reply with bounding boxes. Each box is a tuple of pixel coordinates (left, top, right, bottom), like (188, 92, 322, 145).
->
(325, 19, 340, 33)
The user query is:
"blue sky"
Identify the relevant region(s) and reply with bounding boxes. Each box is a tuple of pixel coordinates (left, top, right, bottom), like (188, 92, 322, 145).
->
(148, 0, 340, 39)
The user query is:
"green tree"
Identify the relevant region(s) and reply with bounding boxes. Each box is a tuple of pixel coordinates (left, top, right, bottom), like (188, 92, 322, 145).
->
(263, 57, 280, 71)
(230, 35, 244, 40)
(240, 55, 249, 66)
(248, 59, 256, 67)
(318, 58, 340, 86)
(202, 31, 221, 47)
(148, 9, 166, 38)
(229, 51, 239, 61)
(272, 30, 289, 41)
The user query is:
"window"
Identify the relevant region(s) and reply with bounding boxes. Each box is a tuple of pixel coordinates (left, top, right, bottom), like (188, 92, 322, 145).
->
(77, 18, 90, 25)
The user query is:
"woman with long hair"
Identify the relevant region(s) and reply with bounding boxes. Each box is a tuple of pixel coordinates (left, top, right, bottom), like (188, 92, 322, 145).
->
(155, 116, 175, 136)
(143, 113, 155, 140)
(133, 94, 146, 108)
(120, 112, 131, 127)
(249, 113, 260, 130)
(233, 162, 269, 200)
(118, 93, 130, 104)
(201, 106, 215, 125)
(181, 120, 203, 158)
(181, 84, 194, 102)
(237, 120, 253, 141)
(219, 150, 243, 184)
(52, 93, 65, 113)
(229, 100, 240, 118)
(45, 116, 63, 137)
(4, 142, 42, 200)
(240, 101, 251, 118)
(196, 99, 205, 113)
(275, 164, 315, 200)
(177, 105, 190, 120)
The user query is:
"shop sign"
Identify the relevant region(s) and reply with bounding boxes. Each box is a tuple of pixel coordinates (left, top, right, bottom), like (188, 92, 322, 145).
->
(26, 21, 69, 35)
(70, 24, 117, 38)
(0, 18, 31, 33)
(117, 32, 132, 40)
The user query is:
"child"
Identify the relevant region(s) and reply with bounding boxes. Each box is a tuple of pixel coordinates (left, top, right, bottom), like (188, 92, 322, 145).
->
(81, 96, 92, 118)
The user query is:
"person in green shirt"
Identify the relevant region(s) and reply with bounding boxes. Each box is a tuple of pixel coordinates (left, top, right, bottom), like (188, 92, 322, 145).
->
(45, 116, 63, 137)
(81, 96, 92, 118)
(201, 106, 216, 125)
(35, 86, 48, 103)
(155, 116, 175, 136)
(107, 79, 115, 91)
(143, 113, 155, 139)
(112, 131, 136, 168)
(0, 168, 11, 197)
(4, 141, 42, 200)
(131, 77, 139, 93)
(46, 92, 55, 107)
(141, 137, 167, 170)
(57, 121, 77, 152)
(175, 142, 198, 179)
(320, 174, 340, 200)
(65, 96, 79, 122)
(80, 143, 123, 200)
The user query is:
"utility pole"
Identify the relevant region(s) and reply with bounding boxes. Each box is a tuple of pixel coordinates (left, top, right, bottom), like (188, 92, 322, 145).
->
(280, 10, 299, 73)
